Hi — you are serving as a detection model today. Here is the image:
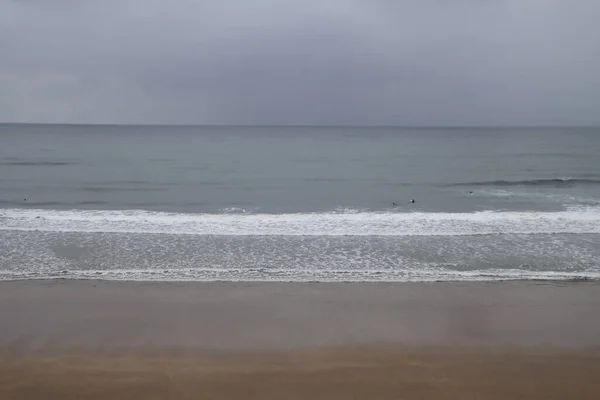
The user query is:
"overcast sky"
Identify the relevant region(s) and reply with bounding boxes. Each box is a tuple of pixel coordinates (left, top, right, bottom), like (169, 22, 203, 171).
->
(1, 0, 599, 125)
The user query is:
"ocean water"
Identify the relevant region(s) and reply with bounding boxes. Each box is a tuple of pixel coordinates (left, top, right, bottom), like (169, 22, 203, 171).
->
(1, 124, 599, 281)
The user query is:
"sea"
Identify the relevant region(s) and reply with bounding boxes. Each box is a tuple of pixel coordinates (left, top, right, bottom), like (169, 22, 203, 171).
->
(1, 124, 599, 282)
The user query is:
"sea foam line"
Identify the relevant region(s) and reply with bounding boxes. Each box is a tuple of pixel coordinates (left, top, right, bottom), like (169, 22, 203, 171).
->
(2, 267, 599, 282)
(1, 208, 600, 236)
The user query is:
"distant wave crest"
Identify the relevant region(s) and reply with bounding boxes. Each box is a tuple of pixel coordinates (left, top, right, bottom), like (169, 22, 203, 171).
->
(452, 178, 600, 187)
(81, 186, 160, 193)
(0, 160, 77, 166)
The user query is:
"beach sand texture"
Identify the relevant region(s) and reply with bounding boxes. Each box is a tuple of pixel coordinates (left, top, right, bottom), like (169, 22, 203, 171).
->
(1, 281, 600, 399)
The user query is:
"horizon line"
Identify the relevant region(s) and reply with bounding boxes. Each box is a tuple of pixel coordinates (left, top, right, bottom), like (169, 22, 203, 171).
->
(1, 122, 599, 129)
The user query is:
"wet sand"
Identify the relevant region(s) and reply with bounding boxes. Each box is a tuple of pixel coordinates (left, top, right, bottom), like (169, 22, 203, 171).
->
(1, 280, 600, 399)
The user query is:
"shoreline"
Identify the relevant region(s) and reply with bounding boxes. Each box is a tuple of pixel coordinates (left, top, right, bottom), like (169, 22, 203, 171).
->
(1, 275, 598, 283)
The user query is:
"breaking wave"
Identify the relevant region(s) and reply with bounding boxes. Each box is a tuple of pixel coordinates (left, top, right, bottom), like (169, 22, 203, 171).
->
(1, 207, 600, 236)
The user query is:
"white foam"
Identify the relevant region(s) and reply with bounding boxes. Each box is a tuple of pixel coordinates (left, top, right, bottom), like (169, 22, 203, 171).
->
(2, 267, 599, 282)
(2, 208, 600, 236)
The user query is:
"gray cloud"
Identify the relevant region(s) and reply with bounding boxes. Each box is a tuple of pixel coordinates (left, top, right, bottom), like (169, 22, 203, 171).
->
(1, 0, 599, 125)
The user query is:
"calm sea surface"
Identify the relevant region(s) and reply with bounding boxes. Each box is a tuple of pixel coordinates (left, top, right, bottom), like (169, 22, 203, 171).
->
(1, 124, 599, 281)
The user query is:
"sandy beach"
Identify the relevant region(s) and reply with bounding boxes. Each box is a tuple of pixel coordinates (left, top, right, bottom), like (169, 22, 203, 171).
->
(1, 280, 600, 399)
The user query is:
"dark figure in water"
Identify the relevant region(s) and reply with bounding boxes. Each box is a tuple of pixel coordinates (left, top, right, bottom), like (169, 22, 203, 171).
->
(392, 202, 397, 206)
(410, 199, 415, 203)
